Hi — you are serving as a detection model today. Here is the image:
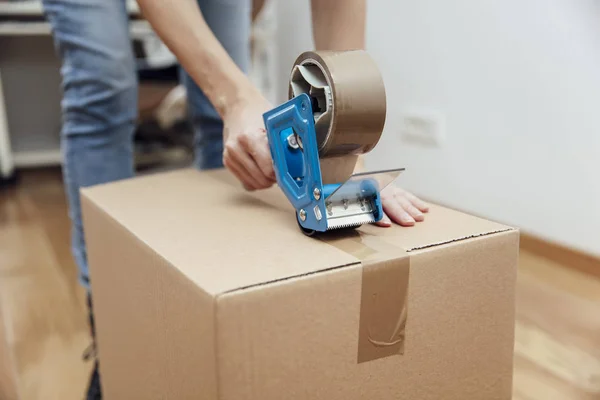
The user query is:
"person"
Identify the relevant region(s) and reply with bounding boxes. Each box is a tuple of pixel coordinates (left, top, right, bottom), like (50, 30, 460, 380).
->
(41, 0, 428, 398)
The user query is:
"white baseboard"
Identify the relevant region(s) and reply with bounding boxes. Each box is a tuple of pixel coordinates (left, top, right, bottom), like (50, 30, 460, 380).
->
(13, 149, 62, 168)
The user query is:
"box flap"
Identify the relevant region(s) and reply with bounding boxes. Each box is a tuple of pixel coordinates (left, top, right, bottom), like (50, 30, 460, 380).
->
(81, 169, 513, 295)
(81, 169, 359, 296)
(358, 205, 513, 252)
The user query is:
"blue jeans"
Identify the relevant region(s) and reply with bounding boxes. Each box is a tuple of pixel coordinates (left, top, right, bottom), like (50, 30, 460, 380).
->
(42, 0, 251, 290)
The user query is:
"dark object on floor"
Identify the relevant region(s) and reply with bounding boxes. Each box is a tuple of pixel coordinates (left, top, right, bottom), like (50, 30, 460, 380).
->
(84, 294, 102, 400)
(133, 119, 193, 171)
(86, 362, 102, 400)
(136, 63, 180, 83)
(0, 169, 18, 188)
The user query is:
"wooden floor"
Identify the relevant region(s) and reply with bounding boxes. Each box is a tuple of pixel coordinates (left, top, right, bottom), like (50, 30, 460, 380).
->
(1, 169, 91, 400)
(1, 168, 599, 400)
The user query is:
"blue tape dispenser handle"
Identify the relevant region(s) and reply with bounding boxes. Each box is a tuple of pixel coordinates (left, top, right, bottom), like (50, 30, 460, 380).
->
(262, 93, 327, 234)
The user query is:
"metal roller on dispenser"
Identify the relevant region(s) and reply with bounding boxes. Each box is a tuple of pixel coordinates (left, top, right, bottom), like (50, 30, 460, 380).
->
(263, 50, 404, 236)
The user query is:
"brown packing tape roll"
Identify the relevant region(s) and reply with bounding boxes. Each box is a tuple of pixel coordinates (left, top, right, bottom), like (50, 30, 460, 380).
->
(288, 50, 387, 184)
(317, 155, 359, 186)
(288, 50, 387, 157)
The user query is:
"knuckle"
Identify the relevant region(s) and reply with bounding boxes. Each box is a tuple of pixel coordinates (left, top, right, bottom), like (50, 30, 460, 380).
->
(238, 132, 251, 146)
(224, 141, 236, 153)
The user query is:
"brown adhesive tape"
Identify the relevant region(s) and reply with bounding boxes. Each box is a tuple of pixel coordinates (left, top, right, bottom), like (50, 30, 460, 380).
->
(288, 50, 387, 184)
(217, 171, 410, 364)
(319, 230, 410, 364)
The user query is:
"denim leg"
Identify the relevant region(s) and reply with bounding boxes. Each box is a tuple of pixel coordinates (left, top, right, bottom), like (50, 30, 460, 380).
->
(43, 0, 137, 290)
(181, 0, 252, 170)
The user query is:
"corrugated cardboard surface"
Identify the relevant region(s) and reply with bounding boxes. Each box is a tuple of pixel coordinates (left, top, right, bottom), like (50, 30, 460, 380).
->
(81, 169, 358, 296)
(81, 168, 519, 399)
(82, 199, 218, 400)
(217, 231, 518, 399)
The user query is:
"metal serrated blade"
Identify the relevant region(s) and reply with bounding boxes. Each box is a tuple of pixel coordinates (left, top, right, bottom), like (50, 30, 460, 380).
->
(327, 213, 376, 230)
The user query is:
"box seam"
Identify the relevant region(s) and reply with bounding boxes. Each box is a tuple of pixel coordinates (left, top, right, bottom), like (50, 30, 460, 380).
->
(81, 188, 516, 297)
(216, 228, 518, 295)
(406, 228, 515, 251)
(219, 261, 362, 295)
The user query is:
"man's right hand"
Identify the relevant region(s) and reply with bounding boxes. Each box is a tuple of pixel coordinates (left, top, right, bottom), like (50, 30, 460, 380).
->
(222, 93, 276, 191)
(133, 0, 277, 192)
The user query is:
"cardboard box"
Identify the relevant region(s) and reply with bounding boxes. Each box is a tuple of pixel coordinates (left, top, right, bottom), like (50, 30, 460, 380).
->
(81, 168, 519, 399)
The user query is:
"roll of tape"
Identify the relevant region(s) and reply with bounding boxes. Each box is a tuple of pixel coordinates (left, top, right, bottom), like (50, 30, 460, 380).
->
(288, 50, 387, 159)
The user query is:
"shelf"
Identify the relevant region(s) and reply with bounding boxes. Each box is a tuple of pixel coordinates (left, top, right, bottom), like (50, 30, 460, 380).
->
(13, 148, 61, 167)
(0, 19, 154, 38)
(0, 21, 48, 35)
(0, 1, 45, 16)
(0, 0, 139, 16)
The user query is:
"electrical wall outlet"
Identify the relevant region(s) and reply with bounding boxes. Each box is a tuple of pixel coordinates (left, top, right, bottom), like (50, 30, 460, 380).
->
(400, 111, 445, 147)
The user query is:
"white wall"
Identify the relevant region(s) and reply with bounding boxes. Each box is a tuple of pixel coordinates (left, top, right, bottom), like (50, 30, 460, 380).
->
(273, 0, 600, 256)
(2, 37, 62, 155)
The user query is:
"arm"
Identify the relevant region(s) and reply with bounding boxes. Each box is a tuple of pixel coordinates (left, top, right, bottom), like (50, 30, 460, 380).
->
(136, 0, 276, 191)
(136, 0, 427, 226)
(310, 0, 429, 226)
(311, 0, 366, 50)
(252, 0, 267, 22)
(136, 0, 256, 119)
(310, 0, 366, 173)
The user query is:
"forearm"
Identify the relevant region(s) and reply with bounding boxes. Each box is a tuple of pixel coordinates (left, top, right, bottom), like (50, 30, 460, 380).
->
(136, 0, 257, 118)
(252, 0, 266, 22)
(310, 0, 366, 50)
(310, 0, 367, 171)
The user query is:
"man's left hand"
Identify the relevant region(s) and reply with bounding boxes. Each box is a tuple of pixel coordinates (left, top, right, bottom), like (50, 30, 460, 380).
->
(376, 185, 429, 227)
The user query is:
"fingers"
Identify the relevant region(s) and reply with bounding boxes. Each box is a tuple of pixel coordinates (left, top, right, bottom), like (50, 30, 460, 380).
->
(223, 151, 257, 191)
(382, 195, 416, 226)
(374, 213, 392, 227)
(233, 143, 273, 188)
(240, 131, 276, 181)
(224, 134, 275, 191)
(375, 186, 430, 228)
(396, 194, 425, 222)
(404, 191, 429, 213)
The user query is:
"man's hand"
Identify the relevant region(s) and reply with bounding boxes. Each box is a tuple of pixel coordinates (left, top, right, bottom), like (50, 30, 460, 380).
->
(134, 0, 276, 192)
(376, 186, 429, 227)
(222, 94, 276, 191)
(354, 156, 429, 227)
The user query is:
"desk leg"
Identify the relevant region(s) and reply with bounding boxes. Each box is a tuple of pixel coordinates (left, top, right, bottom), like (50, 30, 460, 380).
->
(0, 68, 15, 182)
